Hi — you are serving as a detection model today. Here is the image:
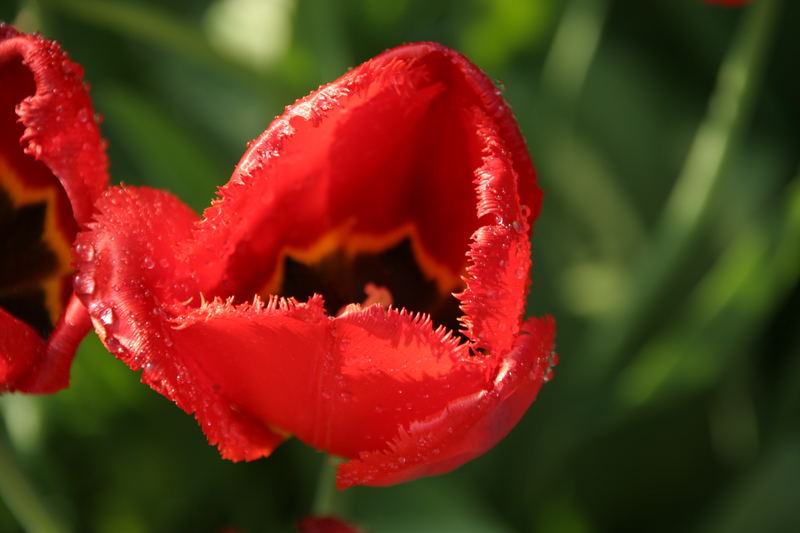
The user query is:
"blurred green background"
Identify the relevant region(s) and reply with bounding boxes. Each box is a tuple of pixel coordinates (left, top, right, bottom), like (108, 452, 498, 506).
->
(1, 0, 798, 531)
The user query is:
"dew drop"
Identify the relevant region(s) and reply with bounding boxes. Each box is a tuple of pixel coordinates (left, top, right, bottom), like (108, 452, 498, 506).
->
(93, 304, 115, 327)
(77, 108, 89, 122)
(74, 274, 95, 295)
(104, 335, 122, 354)
(75, 243, 95, 262)
(142, 256, 155, 270)
(511, 221, 523, 232)
(99, 307, 115, 326)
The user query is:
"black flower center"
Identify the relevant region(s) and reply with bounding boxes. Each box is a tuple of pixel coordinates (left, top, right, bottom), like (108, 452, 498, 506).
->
(274, 237, 463, 331)
(0, 162, 74, 338)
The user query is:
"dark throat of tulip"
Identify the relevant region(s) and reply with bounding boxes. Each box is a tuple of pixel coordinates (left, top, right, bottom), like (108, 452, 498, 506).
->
(262, 235, 466, 335)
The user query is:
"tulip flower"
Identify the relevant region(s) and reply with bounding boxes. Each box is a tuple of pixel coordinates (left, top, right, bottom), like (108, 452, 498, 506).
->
(74, 42, 556, 488)
(0, 23, 108, 393)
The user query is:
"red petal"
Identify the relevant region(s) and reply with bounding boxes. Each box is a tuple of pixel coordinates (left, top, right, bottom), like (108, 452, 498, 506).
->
(0, 24, 108, 225)
(1, 24, 108, 393)
(12, 295, 91, 393)
(456, 107, 535, 355)
(0, 307, 40, 389)
(336, 316, 556, 488)
(75, 186, 285, 460)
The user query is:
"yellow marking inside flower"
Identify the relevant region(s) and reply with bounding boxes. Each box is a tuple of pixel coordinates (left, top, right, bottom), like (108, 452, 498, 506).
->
(0, 155, 74, 326)
(258, 220, 464, 299)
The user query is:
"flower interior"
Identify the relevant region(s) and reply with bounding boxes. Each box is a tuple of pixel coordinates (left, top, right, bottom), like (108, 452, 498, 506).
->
(201, 65, 488, 338)
(0, 55, 76, 337)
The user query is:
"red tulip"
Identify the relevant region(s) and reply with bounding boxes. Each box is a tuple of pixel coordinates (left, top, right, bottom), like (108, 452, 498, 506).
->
(0, 24, 108, 393)
(74, 42, 556, 488)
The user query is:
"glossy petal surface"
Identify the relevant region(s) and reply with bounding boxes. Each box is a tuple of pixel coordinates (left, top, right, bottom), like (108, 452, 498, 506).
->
(77, 42, 555, 487)
(0, 24, 108, 393)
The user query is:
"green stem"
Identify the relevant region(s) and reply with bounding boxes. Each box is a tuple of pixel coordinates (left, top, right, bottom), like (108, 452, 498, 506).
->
(311, 455, 344, 517)
(0, 429, 67, 533)
(587, 0, 782, 376)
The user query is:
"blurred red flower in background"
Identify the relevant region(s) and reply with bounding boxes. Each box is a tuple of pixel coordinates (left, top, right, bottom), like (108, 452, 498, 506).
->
(74, 42, 556, 488)
(705, 0, 751, 6)
(297, 516, 363, 533)
(0, 24, 108, 393)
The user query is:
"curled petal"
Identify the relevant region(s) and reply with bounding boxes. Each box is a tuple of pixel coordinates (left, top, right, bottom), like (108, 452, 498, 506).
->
(0, 24, 107, 225)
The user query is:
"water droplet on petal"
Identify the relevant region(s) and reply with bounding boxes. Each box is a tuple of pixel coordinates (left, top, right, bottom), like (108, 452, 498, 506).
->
(143, 256, 155, 269)
(77, 108, 89, 122)
(100, 307, 115, 326)
(74, 274, 95, 295)
(92, 303, 115, 327)
(75, 243, 95, 262)
(104, 335, 123, 354)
